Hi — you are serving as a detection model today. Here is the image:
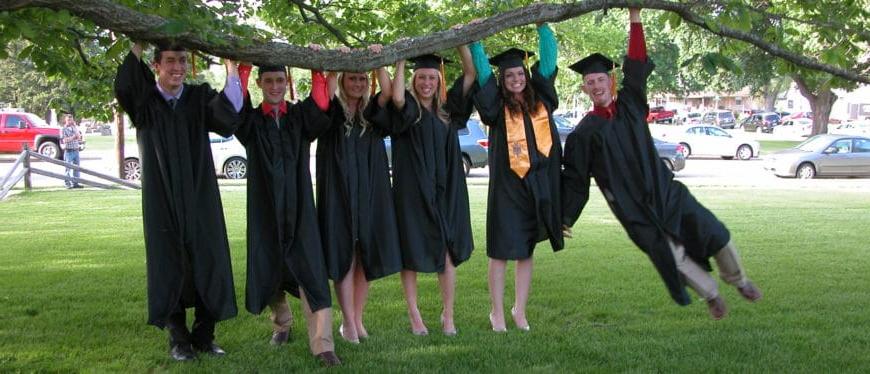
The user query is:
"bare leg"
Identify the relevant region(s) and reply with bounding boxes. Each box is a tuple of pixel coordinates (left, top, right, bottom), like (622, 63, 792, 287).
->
(352, 257, 370, 338)
(334, 257, 359, 343)
(400, 270, 427, 335)
(512, 258, 533, 331)
(488, 258, 507, 332)
(437, 253, 457, 335)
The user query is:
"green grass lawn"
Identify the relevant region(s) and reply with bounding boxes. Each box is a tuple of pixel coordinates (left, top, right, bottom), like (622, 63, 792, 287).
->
(1, 186, 869, 372)
(759, 140, 802, 154)
(82, 134, 137, 152)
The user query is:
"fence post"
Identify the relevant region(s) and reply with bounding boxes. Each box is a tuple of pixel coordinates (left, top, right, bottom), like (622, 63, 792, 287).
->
(22, 144, 32, 191)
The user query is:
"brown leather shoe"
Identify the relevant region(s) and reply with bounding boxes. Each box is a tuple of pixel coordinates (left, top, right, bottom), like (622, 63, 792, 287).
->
(315, 351, 341, 367)
(738, 282, 763, 302)
(270, 331, 290, 346)
(706, 296, 728, 320)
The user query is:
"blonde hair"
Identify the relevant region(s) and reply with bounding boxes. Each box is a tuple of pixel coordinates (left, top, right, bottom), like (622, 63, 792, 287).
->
(336, 72, 372, 136)
(409, 69, 450, 125)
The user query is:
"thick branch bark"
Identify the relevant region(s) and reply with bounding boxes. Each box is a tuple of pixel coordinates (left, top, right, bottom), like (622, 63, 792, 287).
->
(2, 0, 867, 83)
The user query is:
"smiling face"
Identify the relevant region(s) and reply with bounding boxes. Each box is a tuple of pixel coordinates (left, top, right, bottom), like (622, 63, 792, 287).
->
(256, 71, 288, 105)
(501, 66, 527, 96)
(413, 68, 440, 102)
(153, 51, 188, 94)
(341, 72, 369, 100)
(581, 72, 613, 107)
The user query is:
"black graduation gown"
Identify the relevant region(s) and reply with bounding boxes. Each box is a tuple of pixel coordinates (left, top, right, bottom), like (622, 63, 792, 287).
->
(236, 96, 333, 314)
(113, 52, 238, 328)
(368, 77, 474, 273)
(315, 95, 402, 281)
(561, 58, 731, 306)
(473, 63, 564, 260)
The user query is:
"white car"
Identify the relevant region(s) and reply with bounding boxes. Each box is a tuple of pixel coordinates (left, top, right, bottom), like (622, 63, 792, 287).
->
(830, 120, 870, 136)
(658, 125, 760, 160)
(124, 133, 247, 180)
(677, 111, 702, 126)
(774, 118, 813, 137)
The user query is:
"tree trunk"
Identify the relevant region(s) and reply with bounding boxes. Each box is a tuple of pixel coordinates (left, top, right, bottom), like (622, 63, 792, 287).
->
(113, 106, 125, 179)
(793, 75, 838, 135)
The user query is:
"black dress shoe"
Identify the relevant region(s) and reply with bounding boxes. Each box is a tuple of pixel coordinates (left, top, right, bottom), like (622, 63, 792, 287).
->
(270, 331, 290, 346)
(169, 344, 197, 361)
(315, 351, 341, 367)
(193, 342, 226, 356)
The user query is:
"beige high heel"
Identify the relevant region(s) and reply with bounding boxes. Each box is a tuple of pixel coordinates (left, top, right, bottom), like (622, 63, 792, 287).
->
(489, 312, 507, 333)
(511, 307, 530, 332)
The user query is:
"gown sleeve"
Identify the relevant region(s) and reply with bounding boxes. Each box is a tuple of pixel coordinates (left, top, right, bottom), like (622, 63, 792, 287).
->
(363, 92, 391, 137)
(445, 76, 475, 130)
(291, 95, 334, 142)
(561, 129, 592, 227)
(113, 52, 155, 127)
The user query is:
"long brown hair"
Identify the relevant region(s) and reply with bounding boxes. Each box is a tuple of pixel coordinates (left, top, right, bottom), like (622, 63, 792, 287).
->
(498, 67, 538, 116)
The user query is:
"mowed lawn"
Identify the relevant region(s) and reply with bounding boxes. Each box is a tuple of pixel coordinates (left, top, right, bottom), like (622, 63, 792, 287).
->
(1, 185, 868, 372)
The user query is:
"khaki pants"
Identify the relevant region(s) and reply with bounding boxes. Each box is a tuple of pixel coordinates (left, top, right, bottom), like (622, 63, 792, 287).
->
(667, 237, 749, 301)
(269, 288, 334, 355)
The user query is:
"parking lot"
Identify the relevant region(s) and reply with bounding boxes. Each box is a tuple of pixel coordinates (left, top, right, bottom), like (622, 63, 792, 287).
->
(3, 129, 869, 192)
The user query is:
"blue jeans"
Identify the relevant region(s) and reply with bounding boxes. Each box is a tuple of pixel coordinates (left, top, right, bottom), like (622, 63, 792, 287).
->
(64, 150, 80, 187)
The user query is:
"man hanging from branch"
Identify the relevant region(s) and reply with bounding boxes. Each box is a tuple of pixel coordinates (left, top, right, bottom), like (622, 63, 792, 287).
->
(561, 8, 763, 320)
(114, 41, 242, 361)
(235, 46, 342, 367)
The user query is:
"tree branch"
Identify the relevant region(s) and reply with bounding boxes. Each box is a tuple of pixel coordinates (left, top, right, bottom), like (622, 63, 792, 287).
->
(288, 0, 366, 48)
(1, 0, 867, 83)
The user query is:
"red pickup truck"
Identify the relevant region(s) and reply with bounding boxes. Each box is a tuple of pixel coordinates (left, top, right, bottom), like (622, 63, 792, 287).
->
(647, 106, 676, 124)
(0, 111, 62, 159)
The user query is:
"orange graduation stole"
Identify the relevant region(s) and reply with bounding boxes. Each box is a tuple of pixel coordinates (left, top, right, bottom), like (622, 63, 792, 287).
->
(504, 102, 552, 178)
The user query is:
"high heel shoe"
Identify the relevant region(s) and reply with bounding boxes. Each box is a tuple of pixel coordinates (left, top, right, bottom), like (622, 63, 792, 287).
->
(339, 325, 360, 344)
(489, 313, 507, 332)
(511, 307, 530, 332)
(440, 314, 457, 336)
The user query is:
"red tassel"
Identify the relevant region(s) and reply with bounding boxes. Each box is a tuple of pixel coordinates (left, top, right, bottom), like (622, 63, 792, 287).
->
(288, 69, 296, 101)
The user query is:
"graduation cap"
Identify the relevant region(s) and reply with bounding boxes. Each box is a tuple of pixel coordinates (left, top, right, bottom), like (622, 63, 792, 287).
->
(409, 54, 450, 101)
(409, 54, 452, 70)
(489, 48, 535, 70)
(255, 64, 295, 101)
(256, 65, 288, 76)
(568, 53, 619, 75)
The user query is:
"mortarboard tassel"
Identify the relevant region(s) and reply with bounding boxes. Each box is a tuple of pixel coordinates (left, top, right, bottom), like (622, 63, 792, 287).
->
(439, 58, 448, 103)
(370, 70, 378, 98)
(191, 52, 197, 77)
(610, 61, 617, 99)
(288, 69, 296, 101)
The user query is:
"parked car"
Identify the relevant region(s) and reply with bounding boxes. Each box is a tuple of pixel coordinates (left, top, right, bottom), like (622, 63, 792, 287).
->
(0, 110, 62, 159)
(653, 138, 686, 172)
(647, 106, 676, 124)
(764, 134, 870, 179)
(773, 118, 813, 137)
(658, 125, 760, 160)
(552, 114, 576, 144)
(741, 112, 781, 133)
(830, 120, 870, 136)
(782, 111, 812, 121)
(383, 118, 488, 176)
(124, 133, 247, 180)
(677, 111, 702, 126)
(701, 110, 736, 129)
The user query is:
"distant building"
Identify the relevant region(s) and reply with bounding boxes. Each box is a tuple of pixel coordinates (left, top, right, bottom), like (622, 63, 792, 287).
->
(777, 83, 870, 121)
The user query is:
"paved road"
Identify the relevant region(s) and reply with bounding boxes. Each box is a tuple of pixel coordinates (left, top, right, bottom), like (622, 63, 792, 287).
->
(3, 131, 869, 192)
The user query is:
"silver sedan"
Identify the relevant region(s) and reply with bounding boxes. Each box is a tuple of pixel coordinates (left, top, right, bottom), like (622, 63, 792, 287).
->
(764, 134, 870, 178)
